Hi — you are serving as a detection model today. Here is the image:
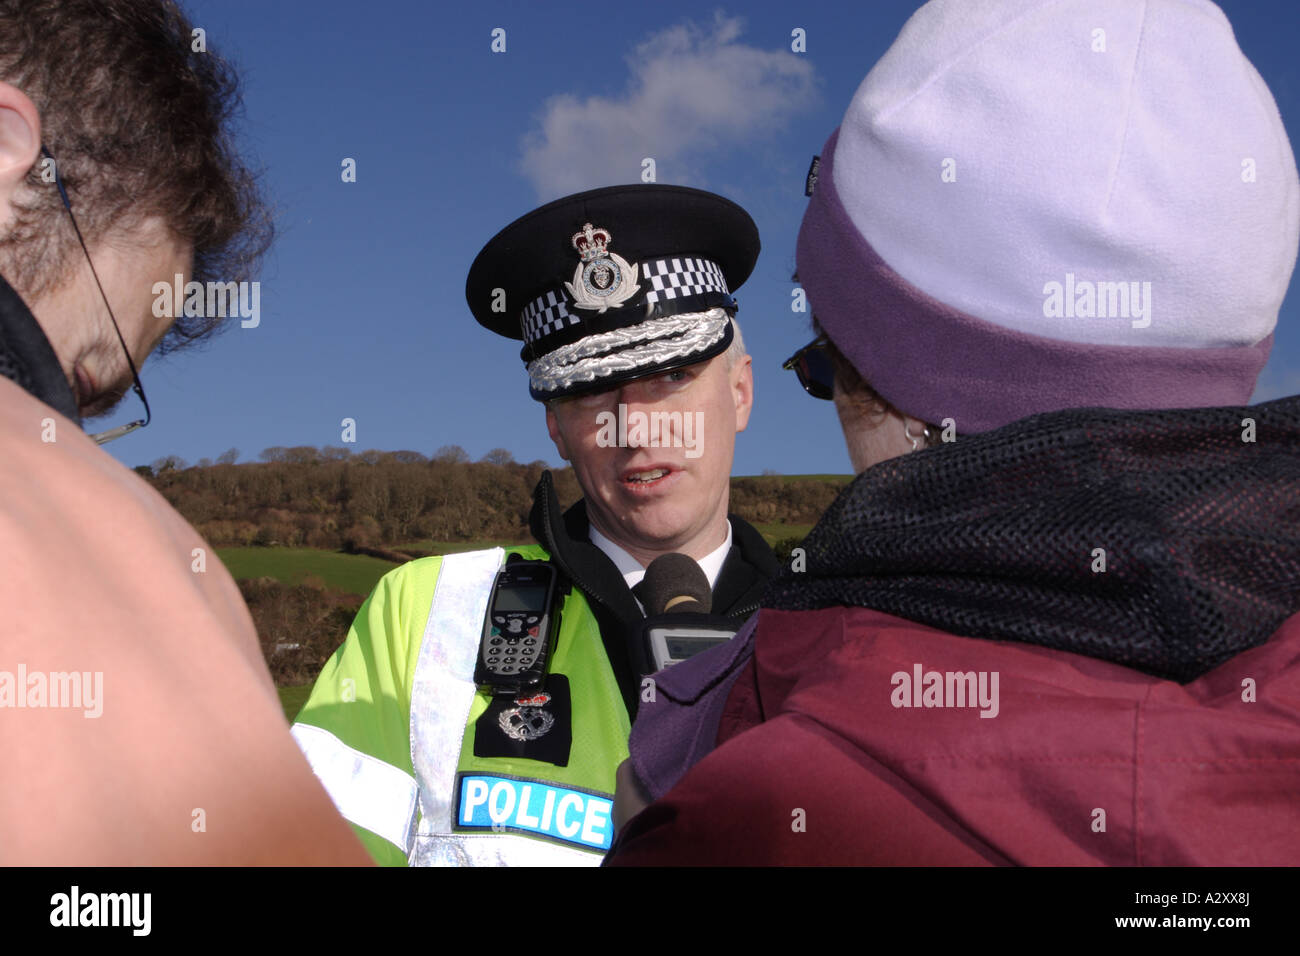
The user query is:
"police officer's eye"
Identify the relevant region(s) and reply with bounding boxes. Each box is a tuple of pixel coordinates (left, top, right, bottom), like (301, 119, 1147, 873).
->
(571, 384, 618, 406)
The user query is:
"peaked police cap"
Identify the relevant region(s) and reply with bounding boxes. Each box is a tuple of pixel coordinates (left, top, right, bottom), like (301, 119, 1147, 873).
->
(466, 184, 759, 400)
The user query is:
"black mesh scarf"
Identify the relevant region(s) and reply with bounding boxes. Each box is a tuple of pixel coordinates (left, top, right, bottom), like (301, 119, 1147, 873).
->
(764, 396, 1300, 683)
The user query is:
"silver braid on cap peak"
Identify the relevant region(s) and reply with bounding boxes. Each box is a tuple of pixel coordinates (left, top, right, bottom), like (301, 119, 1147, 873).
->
(528, 308, 730, 395)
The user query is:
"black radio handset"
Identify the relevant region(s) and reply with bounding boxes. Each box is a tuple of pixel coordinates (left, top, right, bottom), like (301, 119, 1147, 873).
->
(474, 559, 562, 695)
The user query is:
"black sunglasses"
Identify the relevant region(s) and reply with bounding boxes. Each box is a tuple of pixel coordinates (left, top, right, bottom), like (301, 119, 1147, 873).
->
(41, 144, 151, 443)
(782, 335, 834, 401)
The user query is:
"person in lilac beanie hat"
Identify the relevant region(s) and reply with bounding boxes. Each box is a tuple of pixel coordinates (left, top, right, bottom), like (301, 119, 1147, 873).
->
(793, 0, 1297, 455)
(608, 0, 1300, 867)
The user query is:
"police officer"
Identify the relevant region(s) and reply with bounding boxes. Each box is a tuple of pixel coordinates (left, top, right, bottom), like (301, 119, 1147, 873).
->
(292, 185, 779, 865)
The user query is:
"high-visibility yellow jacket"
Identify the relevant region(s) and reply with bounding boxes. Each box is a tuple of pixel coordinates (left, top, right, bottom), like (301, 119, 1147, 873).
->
(292, 473, 778, 866)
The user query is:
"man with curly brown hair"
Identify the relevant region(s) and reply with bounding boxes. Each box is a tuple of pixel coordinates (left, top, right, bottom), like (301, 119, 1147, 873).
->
(0, 0, 369, 864)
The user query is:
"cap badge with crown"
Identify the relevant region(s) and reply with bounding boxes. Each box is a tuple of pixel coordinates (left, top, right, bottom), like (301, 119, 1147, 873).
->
(566, 222, 641, 313)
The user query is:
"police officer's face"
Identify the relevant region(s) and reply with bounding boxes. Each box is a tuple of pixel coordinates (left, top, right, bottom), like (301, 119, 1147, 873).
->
(545, 351, 754, 564)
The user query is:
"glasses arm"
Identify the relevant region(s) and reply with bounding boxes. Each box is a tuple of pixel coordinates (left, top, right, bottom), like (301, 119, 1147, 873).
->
(40, 146, 151, 441)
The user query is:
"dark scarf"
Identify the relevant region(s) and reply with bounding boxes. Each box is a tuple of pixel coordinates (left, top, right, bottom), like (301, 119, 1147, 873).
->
(529, 470, 779, 716)
(764, 397, 1300, 683)
(0, 272, 79, 421)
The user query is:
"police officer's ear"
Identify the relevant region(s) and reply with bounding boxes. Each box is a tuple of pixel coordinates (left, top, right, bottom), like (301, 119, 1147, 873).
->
(0, 82, 41, 232)
(730, 351, 755, 434)
(544, 401, 571, 462)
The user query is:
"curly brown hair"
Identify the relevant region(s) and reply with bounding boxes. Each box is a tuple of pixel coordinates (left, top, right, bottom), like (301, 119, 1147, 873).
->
(0, 0, 273, 353)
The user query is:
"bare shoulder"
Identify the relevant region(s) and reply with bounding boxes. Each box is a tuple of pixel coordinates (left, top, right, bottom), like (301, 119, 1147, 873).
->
(0, 382, 370, 864)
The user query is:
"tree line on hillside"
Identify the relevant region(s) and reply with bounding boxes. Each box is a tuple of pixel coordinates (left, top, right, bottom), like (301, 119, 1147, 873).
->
(137, 445, 847, 551)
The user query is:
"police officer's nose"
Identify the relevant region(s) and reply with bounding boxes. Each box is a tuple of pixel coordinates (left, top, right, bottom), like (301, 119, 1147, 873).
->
(615, 382, 660, 449)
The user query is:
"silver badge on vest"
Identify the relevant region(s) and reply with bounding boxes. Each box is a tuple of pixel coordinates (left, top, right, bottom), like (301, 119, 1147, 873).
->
(476, 673, 572, 765)
(498, 691, 556, 741)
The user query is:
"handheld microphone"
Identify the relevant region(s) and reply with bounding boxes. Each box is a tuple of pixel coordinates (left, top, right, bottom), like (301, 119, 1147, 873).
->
(633, 553, 737, 673)
(633, 552, 712, 615)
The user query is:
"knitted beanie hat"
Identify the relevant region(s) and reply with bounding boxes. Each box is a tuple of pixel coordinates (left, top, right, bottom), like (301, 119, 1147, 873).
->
(797, 0, 1300, 433)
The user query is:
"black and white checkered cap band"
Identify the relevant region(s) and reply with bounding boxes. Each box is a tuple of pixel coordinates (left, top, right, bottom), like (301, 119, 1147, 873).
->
(519, 256, 729, 345)
(642, 257, 729, 304)
(520, 289, 580, 345)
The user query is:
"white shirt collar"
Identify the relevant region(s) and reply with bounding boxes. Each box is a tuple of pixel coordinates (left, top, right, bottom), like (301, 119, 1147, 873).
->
(588, 522, 733, 610)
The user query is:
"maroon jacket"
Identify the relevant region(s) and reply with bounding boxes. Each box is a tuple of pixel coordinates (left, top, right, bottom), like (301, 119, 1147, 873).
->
(608, 398, 1300, 866)
(610, 605, 1300, 865)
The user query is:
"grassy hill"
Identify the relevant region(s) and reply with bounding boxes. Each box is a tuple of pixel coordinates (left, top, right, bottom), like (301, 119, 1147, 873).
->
(279, 684, 313, 723)
(220, 511, 815, 604)
(181, 458, 850, 715)
(736, 474, 851, 483)
(217, 547, 399, 596)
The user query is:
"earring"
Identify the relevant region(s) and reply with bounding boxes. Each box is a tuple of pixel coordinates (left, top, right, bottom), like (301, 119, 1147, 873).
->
(904, 421, 931, 451)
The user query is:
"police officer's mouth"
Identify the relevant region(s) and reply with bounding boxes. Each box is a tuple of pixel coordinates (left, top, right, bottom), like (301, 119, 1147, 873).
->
(620, 463, 681, 493)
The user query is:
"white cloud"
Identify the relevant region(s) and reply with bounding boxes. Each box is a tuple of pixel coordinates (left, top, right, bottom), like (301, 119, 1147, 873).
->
(519, 14, 816, 200)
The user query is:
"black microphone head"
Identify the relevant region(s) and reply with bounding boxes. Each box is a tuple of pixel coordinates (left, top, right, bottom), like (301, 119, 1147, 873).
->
(633, 552, 712, 615)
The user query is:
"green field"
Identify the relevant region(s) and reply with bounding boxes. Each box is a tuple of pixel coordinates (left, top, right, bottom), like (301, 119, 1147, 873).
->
(278, 684, 313, 722)
(410, 528, 816, 551)
(223, 523, 816, 601)
(217, 547, 399, 596)
(395, 538, 528, 555)
(735, 474, 852, 484)
(752, 523, 815, 546)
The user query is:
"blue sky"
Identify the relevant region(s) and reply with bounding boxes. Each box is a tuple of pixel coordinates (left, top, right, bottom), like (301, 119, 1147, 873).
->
(101, 0, 1300, 476)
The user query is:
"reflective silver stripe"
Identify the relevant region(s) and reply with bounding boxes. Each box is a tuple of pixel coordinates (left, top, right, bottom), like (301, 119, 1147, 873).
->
(411, 831, 601, 867)
(405, 547, 607, 866)
(407, 548, 503, 861)
(291, 722, 418, 853)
